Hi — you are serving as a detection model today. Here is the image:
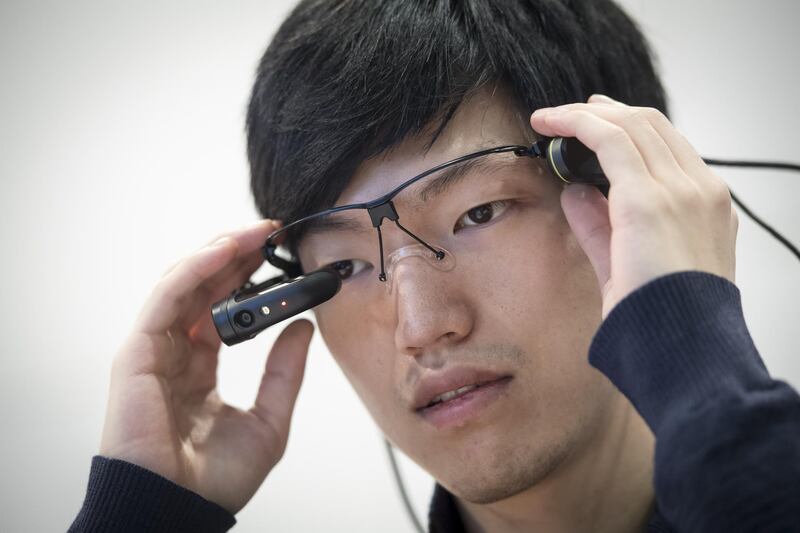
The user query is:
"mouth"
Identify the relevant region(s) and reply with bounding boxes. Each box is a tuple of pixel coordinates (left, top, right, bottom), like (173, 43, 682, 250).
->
(418, 377, 506, 409)
(415, 375, 513, 430)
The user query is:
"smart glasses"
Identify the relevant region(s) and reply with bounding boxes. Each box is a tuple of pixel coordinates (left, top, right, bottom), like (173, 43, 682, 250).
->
(211, 137, 800, 346)
(212, 140, 566, 344)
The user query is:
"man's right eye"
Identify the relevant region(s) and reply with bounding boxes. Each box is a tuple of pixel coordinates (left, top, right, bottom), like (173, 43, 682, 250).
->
(328, 259, 371, 280)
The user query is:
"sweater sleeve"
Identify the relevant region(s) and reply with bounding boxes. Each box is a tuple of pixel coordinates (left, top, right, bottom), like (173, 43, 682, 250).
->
(588, 271, 800, 533)
(68, 456, 236, 533)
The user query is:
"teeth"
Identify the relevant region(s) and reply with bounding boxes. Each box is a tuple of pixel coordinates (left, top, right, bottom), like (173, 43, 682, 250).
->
(428, 383, 480, 407)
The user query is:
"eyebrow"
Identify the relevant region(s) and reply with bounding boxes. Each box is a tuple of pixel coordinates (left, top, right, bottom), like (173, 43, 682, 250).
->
(302, 211, 372, 237)
(416, 155, 521, 203)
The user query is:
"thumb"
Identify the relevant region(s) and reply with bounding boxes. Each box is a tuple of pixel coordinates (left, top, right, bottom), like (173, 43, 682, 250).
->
(561, 184, 612, 296)
(250, 319, 314, 449)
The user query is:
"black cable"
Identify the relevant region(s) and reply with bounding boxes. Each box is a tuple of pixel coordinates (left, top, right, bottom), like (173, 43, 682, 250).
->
(703, 158, 800, 173)
(704, 157, 800, 262)
(728, 189, 800, 261)
(384, 438, 426, 533)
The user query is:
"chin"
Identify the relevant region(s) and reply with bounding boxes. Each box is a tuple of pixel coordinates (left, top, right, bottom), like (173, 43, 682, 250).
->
(434, 430, 574, 505)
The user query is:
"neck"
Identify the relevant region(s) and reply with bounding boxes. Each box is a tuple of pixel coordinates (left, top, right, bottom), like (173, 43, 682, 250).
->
(455, 396, 655, 533)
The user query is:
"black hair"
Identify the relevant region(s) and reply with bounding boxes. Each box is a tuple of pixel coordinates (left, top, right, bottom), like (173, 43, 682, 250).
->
(247, 0, 668, 252)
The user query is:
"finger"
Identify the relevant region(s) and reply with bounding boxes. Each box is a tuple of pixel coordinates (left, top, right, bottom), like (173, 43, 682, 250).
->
(250, 319, 314, 448)
(144, 219, 282, 336)
(561, 184, 612, 295)
(588, 93, 623, 106)
(127, 249, 262, 379)
(535, 103, 688, 188)
(531, 108, 652, 189)
(134, 238, 240, 335)
(588, 94, 713, 187)
(195, 217, 287, 304)
(162, 219, 282, 278)
(203, 223, 277, 295)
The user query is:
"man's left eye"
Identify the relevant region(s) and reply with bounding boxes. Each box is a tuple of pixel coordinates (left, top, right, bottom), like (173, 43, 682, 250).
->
(454, 200, 511, 231)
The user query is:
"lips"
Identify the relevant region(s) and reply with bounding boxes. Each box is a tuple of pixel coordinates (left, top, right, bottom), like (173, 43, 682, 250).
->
(412, 367, 512, 411)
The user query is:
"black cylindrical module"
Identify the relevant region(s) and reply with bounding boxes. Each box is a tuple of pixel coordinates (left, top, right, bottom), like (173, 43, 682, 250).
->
(547, 137, 609, 186)
(212, 268, 342, 346)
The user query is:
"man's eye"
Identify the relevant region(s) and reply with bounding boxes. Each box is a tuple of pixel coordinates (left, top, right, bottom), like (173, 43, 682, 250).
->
(454, 200, 511, 231)
(327, 259, 371, 280)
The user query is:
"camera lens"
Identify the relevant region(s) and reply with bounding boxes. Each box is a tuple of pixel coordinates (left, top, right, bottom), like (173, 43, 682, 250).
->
(234, 310, 254, 328)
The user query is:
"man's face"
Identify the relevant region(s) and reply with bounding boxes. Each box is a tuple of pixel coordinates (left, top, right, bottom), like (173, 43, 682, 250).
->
(297, 89, 619, 503)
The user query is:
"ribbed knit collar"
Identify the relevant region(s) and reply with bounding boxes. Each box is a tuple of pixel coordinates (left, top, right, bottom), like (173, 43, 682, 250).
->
(427, 483, 675, 532)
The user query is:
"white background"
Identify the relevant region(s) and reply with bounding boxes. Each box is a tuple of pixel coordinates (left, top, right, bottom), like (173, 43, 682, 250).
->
(1, 1, 798, 531)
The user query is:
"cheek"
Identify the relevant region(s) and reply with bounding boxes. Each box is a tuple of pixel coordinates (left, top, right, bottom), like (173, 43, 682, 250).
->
(475, 207, 603, 388)
(526, 218, 607, 404)
(476, 206, 600, 326)
(313, 300, 398, 421)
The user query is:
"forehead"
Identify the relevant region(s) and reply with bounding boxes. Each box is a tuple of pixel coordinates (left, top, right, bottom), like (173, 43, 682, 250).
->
(335, 88, 534, 206)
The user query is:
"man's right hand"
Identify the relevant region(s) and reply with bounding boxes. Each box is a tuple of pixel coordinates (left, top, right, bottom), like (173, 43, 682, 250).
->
(99, 219, 313, 514)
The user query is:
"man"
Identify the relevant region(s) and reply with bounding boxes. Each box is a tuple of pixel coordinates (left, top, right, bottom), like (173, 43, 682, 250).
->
(70, 1, 800, 532)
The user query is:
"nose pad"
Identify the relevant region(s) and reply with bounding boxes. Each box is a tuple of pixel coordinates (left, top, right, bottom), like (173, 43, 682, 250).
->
(384, 243, 456, 294)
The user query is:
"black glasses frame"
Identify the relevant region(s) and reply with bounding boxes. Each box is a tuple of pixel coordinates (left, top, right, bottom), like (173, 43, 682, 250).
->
(261, 140, 550, 281)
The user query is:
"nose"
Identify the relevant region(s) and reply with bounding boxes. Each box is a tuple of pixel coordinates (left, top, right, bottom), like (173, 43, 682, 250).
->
(391, 256, 475, 357)
(384, 243, 455, 293)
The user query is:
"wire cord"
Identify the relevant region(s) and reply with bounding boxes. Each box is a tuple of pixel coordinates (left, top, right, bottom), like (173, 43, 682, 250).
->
(704, 157, 800, 262)
(385, 438, 426, 533)
(704, 158, 800, 173)
(729, 189, 800, 261)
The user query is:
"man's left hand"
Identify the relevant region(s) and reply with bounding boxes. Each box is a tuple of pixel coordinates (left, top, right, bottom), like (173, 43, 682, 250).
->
(530, 94, 738, 319)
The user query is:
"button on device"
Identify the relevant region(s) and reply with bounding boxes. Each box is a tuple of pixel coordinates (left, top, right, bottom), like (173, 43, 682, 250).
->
(260, 306, 270, 316)
(234, 310, 254, 328)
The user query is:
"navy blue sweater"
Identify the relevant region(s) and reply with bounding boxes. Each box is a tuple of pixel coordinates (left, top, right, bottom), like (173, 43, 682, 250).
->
(70, 272, 800, 532)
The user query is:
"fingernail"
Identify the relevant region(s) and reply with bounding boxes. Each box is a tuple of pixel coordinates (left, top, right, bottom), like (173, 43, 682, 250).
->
(211, 237, 232, 248)
(242, 219, 276, 232)
(590, 93, 617, 104)
(565, 183, 590, 200)
(532, 107, 553, 117)
(534, 109, 568, 121)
